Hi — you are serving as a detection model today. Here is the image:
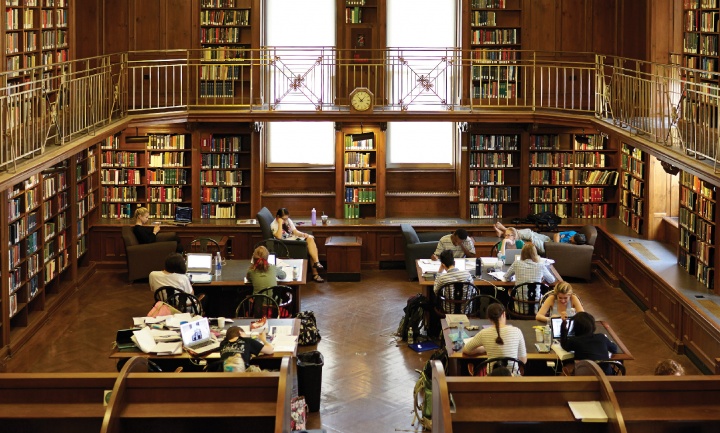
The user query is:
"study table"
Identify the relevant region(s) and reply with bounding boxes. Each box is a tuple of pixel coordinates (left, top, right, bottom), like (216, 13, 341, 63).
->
(440, 318, 633, 375)
(110, 318, 300, 370)
(191, 259, 307, 317)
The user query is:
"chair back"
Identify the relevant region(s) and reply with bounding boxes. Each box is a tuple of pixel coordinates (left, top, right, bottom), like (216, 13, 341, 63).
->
(507, 282, 551, 320)
(400, 224, 420, 245)
(579, 224, 598, 246)
(469, 295, 502, 319)
(153, 286, 184, 303)
(121, 226, 139, 248)
(235, 294, 280, 319)
(469, 356, 525, 376)
(258, 285, 294, 318)
(256, 207, 275, 240)
(189, 237, 221, 255)
(166, 291, 204, 316)
(490, 242, 499, 258)
(568, 359, 625, 376)
(436, 282, 478, 315)
(253, 239, 290, 259)
(595, 360, 626, 376)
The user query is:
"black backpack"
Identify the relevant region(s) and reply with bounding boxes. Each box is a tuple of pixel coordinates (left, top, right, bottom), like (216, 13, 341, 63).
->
(297, 311, 321, 346)
(396, 294, 430, 341)
(527, 211, 562, 231)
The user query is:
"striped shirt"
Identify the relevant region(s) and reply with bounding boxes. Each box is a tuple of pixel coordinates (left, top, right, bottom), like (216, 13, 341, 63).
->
(433, 267, 473, 295)
(504, 259, 556, 287)
(464, 325, 527, 375)
(433, 234, 475, 258)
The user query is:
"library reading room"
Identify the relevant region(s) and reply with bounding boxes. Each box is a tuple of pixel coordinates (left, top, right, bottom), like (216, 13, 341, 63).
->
(2, 1, 720, 432)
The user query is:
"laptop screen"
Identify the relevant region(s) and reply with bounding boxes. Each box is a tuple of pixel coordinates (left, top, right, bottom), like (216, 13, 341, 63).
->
(551, 317, 575, 339)
(186, 253, 212, 272)
(175, 206, 192, 223)
(268, 253, 276, 265)
(180, 318, 211, 347)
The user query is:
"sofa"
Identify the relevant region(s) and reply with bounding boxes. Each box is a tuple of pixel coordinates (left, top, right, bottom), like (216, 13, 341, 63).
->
(543, 224, 597, 281)
(121, 226, 179, 283)
(400, 224, 449, 281)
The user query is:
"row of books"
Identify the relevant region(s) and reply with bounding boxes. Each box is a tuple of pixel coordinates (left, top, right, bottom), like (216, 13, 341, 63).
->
(201, 203, 238, 219)
(574, 152, 607, 168)
(101, 203, 135, 219)
(147, 134, 187, 150)
(471, 81, 516, 98)
(681, 189, 715, 220)
(469, 152, 514, 168)
(200, 9, 249, 26)
(530, 134, 560, 150)
(574, 136, 605, 150)
(148, 187, 184, 203)
(345, 187, 376, 203)
(575, 187, 607, 203)
(619, 207, 643, 234)
(42, 193, 68, 217)
(344, 152, 373, 168)
(200, 27, 247, 44)
(201, 64, 243, 80)
(621, 173, 644, 196)
(573, 203, 611, 218)
(471, 48, 518, 63)
(201, 0, 241, 8)
(680, 172, 716, 199)
(529, 203, 568, 218)
(201, 153, 242, 168)
(199, 81, 235, 98)
(469, 186, 511, 202)
(529, 152, 572, 167)
(469, 203, 503, 219)
(344, 203, 363, 219)
(470, 11, 497, 26)
(471, 0, 508, 9)
(201, 46, 247, 61)
(101, 186, 139, 202)
(471, 29, 519, 45)
(148, 153, 187, 168)
(101, 151, 141, 167)
(344, 134, 375, 150)
(576, 170, 619, 186)
(202, 135, 245, 151)
(530, 169, 574, 185)
(200, 170, 243, 186)
(621, 154, 645, 177)
(470, 134, 518, 150)
(471, 65, 517, 81)
(621, 190, 643, 214)
(684, 10, 718, 32)
(101, 169, 142, 185)
(530, 186, 570, 202)
(469, 169, 511, 185)
(200, 186, 243, 203)
(345, 169, 373, 185)
(345, 6, 362, 23)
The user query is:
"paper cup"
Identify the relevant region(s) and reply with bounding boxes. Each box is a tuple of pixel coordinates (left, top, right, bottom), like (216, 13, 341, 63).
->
(535, 328, 544, 342)
(218, 317, 226, 328)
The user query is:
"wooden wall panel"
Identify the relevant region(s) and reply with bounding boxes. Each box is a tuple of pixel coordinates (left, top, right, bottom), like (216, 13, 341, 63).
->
(385, 196, 459, 218)
(618, 0, 647, 61)
(74, 0, 102, 59)
(682, 310, 720, 372)
(104, 0, 130, 55)
(132, 0, 162, 51)
(558, 0, 587, 53)
(591, 0, 617, 55)
(522, 0, 558, 52)
(164, 0, 195, 49)
(386, 171, 455, 192)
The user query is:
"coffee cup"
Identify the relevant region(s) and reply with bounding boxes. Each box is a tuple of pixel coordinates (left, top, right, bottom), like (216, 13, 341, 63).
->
(321, 215, 328, 225)
(217, 317, 226, 328)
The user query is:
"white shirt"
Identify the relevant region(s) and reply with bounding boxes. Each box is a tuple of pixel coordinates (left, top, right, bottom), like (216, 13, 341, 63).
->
(149, 271, 193, 295)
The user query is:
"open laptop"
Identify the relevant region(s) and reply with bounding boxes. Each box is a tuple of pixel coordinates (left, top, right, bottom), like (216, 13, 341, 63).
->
(179, 317, 220, 355)
(173, 206, 192, 226)
(551, 316, 575, 339)
(503, 249, 523, 266)
(268, 253, 276, 265)
(186, 253, 213, 275)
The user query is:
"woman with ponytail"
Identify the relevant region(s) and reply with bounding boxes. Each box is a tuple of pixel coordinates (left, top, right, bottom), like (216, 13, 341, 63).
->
(462, 303, 527, 375)
(246, 246, 287, 294)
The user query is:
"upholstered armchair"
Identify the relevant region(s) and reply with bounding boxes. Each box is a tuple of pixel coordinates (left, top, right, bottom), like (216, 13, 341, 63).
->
(400, 224, 448, 281)
(121, 226, 179, 283)
(543, 225, 597, 280)
(256, 207, 309, 260)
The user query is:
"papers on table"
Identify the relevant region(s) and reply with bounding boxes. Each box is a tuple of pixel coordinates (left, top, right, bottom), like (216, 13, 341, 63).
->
(551, 343, 574, 361)
(279, 266, 295, 282)
(488, 271, 508, 281)
(132, 313, 193, 328)
(418, 259, 441, 274)
(568, 401, 608, 423)
(132, 327, 182, 355)
(272, 335, 298, 352)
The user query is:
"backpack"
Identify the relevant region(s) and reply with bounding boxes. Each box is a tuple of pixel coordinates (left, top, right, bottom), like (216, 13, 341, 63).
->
(412, 348, 449, 430)
(297, 311, 321, 346)
(396, 294, 430, 341)
(527, 211, 562, 232)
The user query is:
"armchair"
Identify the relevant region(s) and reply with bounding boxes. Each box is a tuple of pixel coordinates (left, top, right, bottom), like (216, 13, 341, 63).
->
(543, 225, 597, 280)
(256, 207, 309, 260)
(400, 224, 448, 281)
(121, 226, 178, 283)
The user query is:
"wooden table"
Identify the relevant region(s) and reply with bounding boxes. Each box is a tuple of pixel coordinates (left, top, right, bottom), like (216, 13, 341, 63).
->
(110, 318, 300, 370)
(441, 318, 633, 375)
(192, 259, 306, 317)
(324, 235, 363, 282)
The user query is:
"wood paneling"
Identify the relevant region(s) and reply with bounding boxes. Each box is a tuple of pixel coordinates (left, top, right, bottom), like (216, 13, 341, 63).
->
(522, 0, 557, 51)
(74, 0, 102, 59)
(618, 0, 647, 61)
(558, 0, 587, 52)
(386, 171, 455, 192)
(591, 0, 618, 55)
(104, 0, 130, 55)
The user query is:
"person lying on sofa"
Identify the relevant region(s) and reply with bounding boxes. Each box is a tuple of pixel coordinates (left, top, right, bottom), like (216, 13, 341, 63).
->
(494, 222, 552, 254)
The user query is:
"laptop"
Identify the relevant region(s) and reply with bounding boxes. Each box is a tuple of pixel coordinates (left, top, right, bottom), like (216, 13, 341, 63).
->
(503, 249, 523, 265)
(186, 253, 213, 275)
(173, 206, 192, 225)
(551, 316, 575, 339)
(268, 253, 276, 265)
(179, 317, 220, 355)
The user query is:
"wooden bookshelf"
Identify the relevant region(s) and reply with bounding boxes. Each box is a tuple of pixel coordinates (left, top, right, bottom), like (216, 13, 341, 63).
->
(682, 0, 719, 81)
(73, 142, 99, 266)
(528, 134, 573, 218)
(619, 142, 646, 234)
(40, 161, 70, 300)
(100, 133, 142, 219)
(571, 134, 618, 219)
(199, 133, 252, 219)
(678, 171, 716, 290)
(467, 0, 522, 100)
(198, 0, 253, 103)
(468, 133, 520, 219)
(342, 130, 377, 219)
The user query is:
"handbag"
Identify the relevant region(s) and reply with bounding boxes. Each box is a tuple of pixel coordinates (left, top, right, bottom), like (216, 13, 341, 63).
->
(290, 396, 307, 431)
(147, 300, 181, 317)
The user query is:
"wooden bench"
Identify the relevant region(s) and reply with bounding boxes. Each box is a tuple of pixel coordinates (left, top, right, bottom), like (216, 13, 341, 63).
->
(0, 356, 295, 433)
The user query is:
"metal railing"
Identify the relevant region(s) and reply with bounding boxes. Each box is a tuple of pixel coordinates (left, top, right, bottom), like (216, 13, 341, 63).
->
(2, 48, 720, 173)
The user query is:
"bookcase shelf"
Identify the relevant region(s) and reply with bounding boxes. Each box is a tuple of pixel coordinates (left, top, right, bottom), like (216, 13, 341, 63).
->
(618, 142, 647, 234)
(74, 143, 99, 263)
(682, 0, 720, 81)
(678, 170, 716, 290)
(343, 131, 377, 219)
(468, 133, 520, 219)
(199, 133, 252, 219)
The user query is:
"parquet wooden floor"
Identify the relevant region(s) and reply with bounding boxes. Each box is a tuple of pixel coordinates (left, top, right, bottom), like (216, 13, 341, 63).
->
(1, 268, 700, 433)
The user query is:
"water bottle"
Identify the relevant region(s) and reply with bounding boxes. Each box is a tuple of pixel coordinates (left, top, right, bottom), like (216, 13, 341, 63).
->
(475, 257, 482, 276)
(407, 327, 414, 345)
(293, 266, 299, 280)
(544, 323, 552, 345)
(311, 208, 317, 226)
(496, 252, 505, 272)
(215, 252, 222, 276)
(457, 321, 465, 343)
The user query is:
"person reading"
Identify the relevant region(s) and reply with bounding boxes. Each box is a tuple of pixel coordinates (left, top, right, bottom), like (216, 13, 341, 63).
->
(535, 281, 584, 323)
(430, 228, 476, 260)
(270, 208, 324, 283)
(219, 326, 274, 372)
(133, 206, 183, 253)
(462, 303, 527, 375)
(560, 312, 618, 375)
(149, 253, 194, 296)
(246, 246, 287, 294)
(433, 250, 473, 295)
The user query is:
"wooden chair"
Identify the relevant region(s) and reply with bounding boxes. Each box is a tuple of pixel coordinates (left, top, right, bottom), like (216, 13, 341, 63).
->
(507, 282, 551, 320)
(166, 292, 204, 316)
(189, 237, 221, 255)
(235, 294, 280, 319)
(258, 285, 294, 318)
(468, 294, 502, 319)
(435, 282, 479, 315)
(467, 356, 525, 376)
(253, 239, 290, 259)
(153, 286, 184, 303)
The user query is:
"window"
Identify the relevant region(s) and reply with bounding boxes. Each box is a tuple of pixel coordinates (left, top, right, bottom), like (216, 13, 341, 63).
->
(266, 122, 335, 167)
(386, 0, 458, 166)
(264, 0, 336, 166)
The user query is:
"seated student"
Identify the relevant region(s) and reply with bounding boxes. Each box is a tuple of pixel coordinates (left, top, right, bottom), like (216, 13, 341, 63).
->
(654, 359, 685, 376)
(246, 246, 287, 294)
(271, 207, 324, 283)
(431, 228, 476, 260)
(535, 281, 584, 323)
(133, 206, 183, 253)
(463, 303, 527, 376)
(219, 326, 274, 372)
(554, 231, 587, 245)
(504, 244, 556, 315)
(560, 312, 618, 375)
(495, 227, 525, 257)
(494, 222, 550, 254)
(149, 253, 194, 296)
(434, 249, 473, 295)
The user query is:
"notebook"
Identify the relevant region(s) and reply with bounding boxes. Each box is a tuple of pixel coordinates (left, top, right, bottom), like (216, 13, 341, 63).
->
(551, 316, 575, 339)
(503, 249, 522, 265)
(179, 317, 220, 355)
(186, 253, 213, 275)
(174, 206, 192, 225)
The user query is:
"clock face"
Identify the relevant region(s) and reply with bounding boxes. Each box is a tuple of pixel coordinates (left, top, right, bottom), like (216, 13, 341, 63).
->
(351, 90, 372, 112)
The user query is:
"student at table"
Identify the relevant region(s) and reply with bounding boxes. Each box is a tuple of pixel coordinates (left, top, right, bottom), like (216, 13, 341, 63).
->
(430, 228, 476, 260)
(560, 312, 618, 375)
(535, 281, 584, 323)
(149, 253, 194, 296)
(503, 243, 556, 287)
(271, 207, 324, 283)
(247, 246, 287, 294)
(462, 303, 527, 375)
(433, 250, 473, 295)
(219, 326, 274, 372)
